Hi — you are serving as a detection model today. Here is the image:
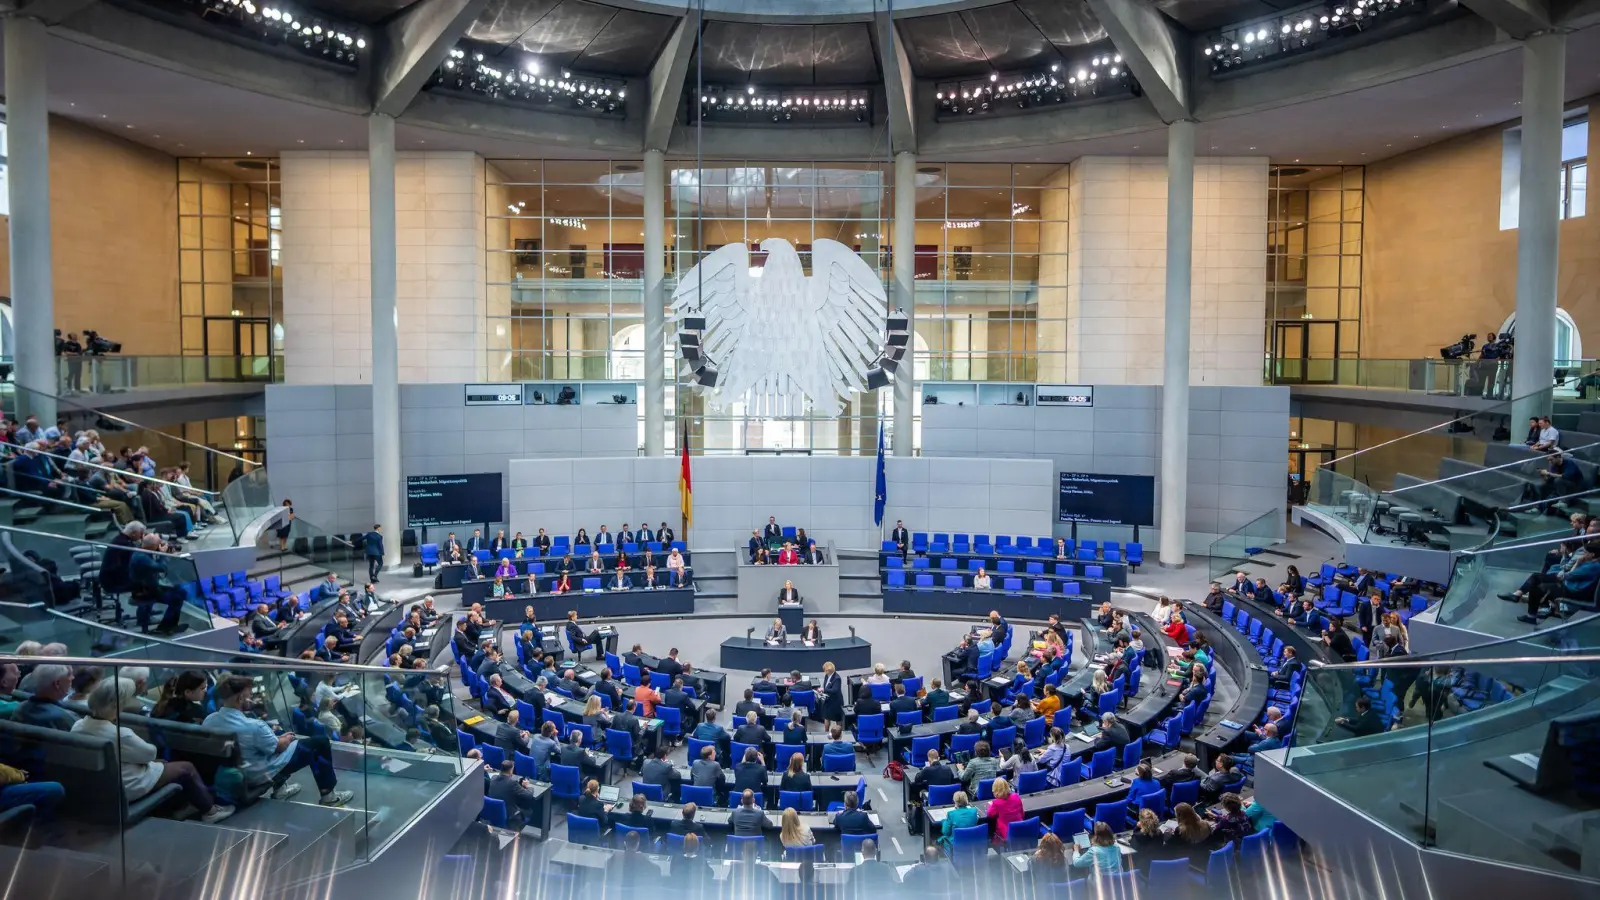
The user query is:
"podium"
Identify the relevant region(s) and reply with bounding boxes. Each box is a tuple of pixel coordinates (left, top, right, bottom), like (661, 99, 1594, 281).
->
(778, 600, 804, 634)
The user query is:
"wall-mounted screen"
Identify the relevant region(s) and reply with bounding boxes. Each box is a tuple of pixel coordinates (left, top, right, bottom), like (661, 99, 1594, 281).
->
(1036, 385, 1094, 407)
(1058, 472, 1154, 526)
(406, 474, 502, 527)
(464, 384, 523, 406)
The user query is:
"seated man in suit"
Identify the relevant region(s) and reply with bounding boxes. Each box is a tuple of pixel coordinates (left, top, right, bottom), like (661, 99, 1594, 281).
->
(732, 747, 767, 794)
(822, 725, 855, 757)
(829, 789, 876, 835)
(641, 745, 682, 802)
(527, 721, 560, 777)
(1335, 695, 1386, 737)
(1158, 752, 1205, 789)
(1270, 646, 1304, 684)
(610, 701, 645, 747)
(564, 611, 605, 662)
(483, 674, 516, 718)
(662, 677, 694, 722)
(670, 803, 708, 837)
(888, 681, 921, 733)
(734, 689, 763, 719)
(1085, 712, 1130, 757)
(912, 748, 956, 796)
(763, 517, 783, 545)
(556, 730, 596, 771)
(693, 709, 729, 743)
(585, 551, 606, 575)
(556, 669, 588, 701)
(748, 531, 763, 563)
(890, 520, 909, 556)
(689, 744, 727, 801)
(315, 634, 349, 663)
(494, 708, 533, 758)
(730, 789, 767, 836)
(612, 792, 656, 832)
(486, 760, 540, 831)
(733, 711, 769, 747)
(609, 568, 631, 591)
(752, 668, 780, 694)
(656, 649, 685, 678)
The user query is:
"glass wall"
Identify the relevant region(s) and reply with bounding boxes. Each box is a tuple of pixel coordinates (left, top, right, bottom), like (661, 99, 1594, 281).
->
(177, 158, 283, 365)
(485, 159, 1069, 455)
(1265, 165, 1364, 384)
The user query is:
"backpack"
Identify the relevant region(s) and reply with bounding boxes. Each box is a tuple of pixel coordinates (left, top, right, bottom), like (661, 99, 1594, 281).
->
(882, 760, 905, 781)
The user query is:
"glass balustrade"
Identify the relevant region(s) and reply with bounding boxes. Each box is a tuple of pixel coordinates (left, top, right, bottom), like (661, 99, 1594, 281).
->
(1433, 530, 1600, 639)
(1207, 509, 1287, 580)
(0, 650, 464, 893)
(52, 353, 281, 395)
(253, 516, 362, 606)
(1286, 639, 1600, 883)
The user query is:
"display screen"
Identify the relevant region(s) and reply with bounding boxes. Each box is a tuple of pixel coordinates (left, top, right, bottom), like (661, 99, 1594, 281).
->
(464, 384, 523, 406)
(1058, 472, 1155, 526)
(1036, 385, 1094, 407)
(406, 474, 502, 527)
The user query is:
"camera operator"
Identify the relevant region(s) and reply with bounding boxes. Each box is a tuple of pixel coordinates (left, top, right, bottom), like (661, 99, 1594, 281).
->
(54, 331, 85, 394)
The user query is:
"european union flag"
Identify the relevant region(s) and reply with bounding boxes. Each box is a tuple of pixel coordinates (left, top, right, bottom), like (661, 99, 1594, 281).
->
(874, 422, 887, 527)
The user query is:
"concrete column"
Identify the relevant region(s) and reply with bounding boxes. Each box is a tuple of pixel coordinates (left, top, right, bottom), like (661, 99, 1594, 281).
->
(5, 17, 56, 423)
(892, 151, 917, 456)
(368, 114, 402, 569)
(643, 150, 666, 456)
(1159, 120, 1195, 568)
(1510, 32, 1566, 426)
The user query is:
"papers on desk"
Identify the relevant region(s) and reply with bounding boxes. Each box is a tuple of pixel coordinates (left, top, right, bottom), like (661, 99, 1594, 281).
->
(486, 826, 518, 849)
(895, 865, 918, 878)
(803, 641, 816, 647)
(1005, 853, 1031, 873)
(462, 715, 486, 726)
(379, 758, 412, 774)
(1069, 731, 1095, 743)
(1511, 752, 1542, 769)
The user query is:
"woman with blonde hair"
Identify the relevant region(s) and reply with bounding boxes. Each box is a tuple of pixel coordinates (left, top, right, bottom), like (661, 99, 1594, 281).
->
(938, 791, 979, 851)
(779, 807, 815, 850)
(1171, 802, 1215, 865)
(73, 677, 234, 823)
(988, 776, 1024, 843)
(867, 663, 889, 685)
(1128, 807, 1167, 860)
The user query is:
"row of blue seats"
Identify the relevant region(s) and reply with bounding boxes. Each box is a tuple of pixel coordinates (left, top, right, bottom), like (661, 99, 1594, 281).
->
(889, 556, 1115, 578)
(887, 570, 1097, 594)
(197, 571, 304, 617)
(420, 540, 689, 566)
(896, 534, 1144, 566)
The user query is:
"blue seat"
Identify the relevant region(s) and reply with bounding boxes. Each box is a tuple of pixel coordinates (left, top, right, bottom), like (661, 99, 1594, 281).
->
(480, 797, 508, 828)
(478, 743, 505, 769)
(1146, 858, 1191, 892)
(932, 704, 960, 722)
(566, 813, 602, 845)
(997, 560, 1016, 573)
(419, 543, 440, 569)
(725, 835, 765, 858)
(550, 763, 582, 802)
(581, 576, 601, 590)
(632, 780, 665, 802)
(1025, 561, 1044, 575)
(456, 728, 475, 756)
(886, 556, 903, 569)
(887, 570, 906, 587)
(950, 732, 980, 758)
(1023, 716, 1047, 748)
(1089, 748, 1116, 778)
(840, 832, 873, 858)
(881, 540, 899, 554)
(679, 785, 716, 807)
(944, 575, 964, 589)
(772, 744, 805, 770)
(856, 714, 885, 747)
(990, 724, 1016, 750)
(896, 709, 923, 729)
(904, 734, 941, 765)
(731, 741, 759, 767)
(1032, 579, 1052, 594)
(950, 824, 989, 865)
(976, 777, 997, 801)
(915, 572, 935, 588)
(1098, 689, 1121, 716)
(789, 689, 816, 714)
(785, 843, 825, 863)
(687, 737, 717, 766)
(513, 750, 539, 780)
(928, 783, 960, 807)
(869, 683, 892, 702)
(1122, 737, 1143, 770)
(1050, 809, 1085, 839)
(778, 790, 814, 812)
(1085, 565, 1104, 579)
(1206, 841, 1238, 889)
(1006, 815, 1043, 849)
(903, 676, 923, 695)
(1016, 769, 1050, 795)
(613, 823, 651, 846)
(1093, 800, 1128, 832)
(1240, 829, 1272, 871)
(1077, 547, 1096, 560)
(1002, 577, 1022, 592)
(1169, 779, 1200, 807)
(660, 832, 686, 854)
(939, 557, 957, 570)
(912, 557, 930, 569)
(657, 705, 682, 740)
(823, 753, 856, 773)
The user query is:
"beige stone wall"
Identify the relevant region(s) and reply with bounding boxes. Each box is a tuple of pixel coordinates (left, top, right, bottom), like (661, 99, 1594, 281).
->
(0, 116, 180, 354)
(1361, 112, 1599, 358)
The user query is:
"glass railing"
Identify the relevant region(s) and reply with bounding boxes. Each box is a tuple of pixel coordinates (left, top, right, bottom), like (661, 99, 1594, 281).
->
(1304, 372, 1595, 545)
(1268, 356, 1599, 400)
(0, 523, 216, 637)
(0, 380, 260, 495)
(1207, 508, 1286, 580)
(0, 648, 465, 892)
(1434, 529, 1600, 638)
(53, 353, 280, 395)
(254, 513, 362, 598)
(1286, 646, 1600, 884)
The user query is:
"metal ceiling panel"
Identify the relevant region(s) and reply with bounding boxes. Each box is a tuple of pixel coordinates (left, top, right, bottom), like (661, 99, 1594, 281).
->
(1153, 0, 1297, 32)
(509, 0, 619, 62)
(957, 2, 1052, 70)
(568, 8, 678, 75)
(466, 0, 562, 47)
(811, 23, 878, 84)
(299, 0, 422, 26)
(894, 11, 989, 79)
(697, 22, 875, 86)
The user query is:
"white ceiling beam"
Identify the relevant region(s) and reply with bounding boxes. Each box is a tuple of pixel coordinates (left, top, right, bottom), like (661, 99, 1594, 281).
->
(371, 0, 488, 118)
(873, 9, 917, 153)
(644, 6, 699, 152)
(1085, 0, 1191, 123)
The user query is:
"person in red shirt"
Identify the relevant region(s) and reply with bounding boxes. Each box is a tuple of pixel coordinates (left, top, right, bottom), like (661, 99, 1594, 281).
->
(777, 541, 800, 565)
(1163, 614, 1189, 646)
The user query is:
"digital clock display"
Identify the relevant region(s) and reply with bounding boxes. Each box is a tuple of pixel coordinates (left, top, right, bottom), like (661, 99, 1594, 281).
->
(463, 384, 524, 406)
(1035, 385, 1094, 407)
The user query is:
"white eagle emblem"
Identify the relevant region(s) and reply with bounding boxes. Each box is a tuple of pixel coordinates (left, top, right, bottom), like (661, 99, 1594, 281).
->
(670, 238, 888, 417)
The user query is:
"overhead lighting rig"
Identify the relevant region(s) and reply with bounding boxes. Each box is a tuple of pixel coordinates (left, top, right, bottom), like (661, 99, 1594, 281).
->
(691, 86, 873, 125)
(934, 50, 1136, 120)
(429, 45, 627, 116)
(1204, 0, 1426, 73)
(171, 0, 365, 66)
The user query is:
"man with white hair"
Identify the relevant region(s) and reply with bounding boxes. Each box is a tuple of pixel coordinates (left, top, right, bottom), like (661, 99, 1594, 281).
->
(14, 664, 78, 730)
(129, 533, 187, 634)
(16, 644, 68, 693)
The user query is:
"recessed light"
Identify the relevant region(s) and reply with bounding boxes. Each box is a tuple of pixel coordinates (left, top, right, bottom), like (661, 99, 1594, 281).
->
(100, 114, 107, 119)
(69, 102, 75, 107)
(246, 150, 253, 155)
(297, 139, 305, 143)
(125, 124, 134, 129)
(1248, 146, 1256, 150)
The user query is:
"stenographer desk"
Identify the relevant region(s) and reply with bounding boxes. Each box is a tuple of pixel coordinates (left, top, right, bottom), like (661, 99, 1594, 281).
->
(1181, 605, 1271, 769)
(480, 587, 695, 624)
(883, 586, 1098, 621)
(719, 636, 873, 673)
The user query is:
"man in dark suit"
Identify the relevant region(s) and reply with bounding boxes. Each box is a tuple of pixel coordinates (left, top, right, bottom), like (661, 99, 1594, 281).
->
(450, 619, 475, 663)
(467, 529, 485, 554)
(623, 643, 648, 669)
(669, 802, 708, 836)
(732, 747, 767, 794)
(748, 531, 763, 563)
(830, 790, 876, 835)
(733, 689, 762, 719)
(956, 709, 985, 735)
(564, 611, 604, 661)
(1356, 593, 1384, 643)
(662, 678, 694, 722)
(1087, 712, 1130, 757)
(733, 711, 769, 747)
(752, 669, 780, 695)
(495, 708, 533, 758)
(658, 523, 674, 545)
(890, 520, 909, 555)
(610, 703, 645, 746)
(888, 682, 921, 734)
(636, 524, 655, 545)
(763, 517, 782, 544)
(444, 532, 463, 559)
(483, 674, 516, 718)
(987, 610, 1010, 648)
(804, 544, 825, 564)
(911, 748, 957, 795)
(556, 731, 595, 770)
(533, 528, 552, 553)
(656, 648, 685, 678)
(1336, 695, 1386, 737)
(902, 845, 956, 891)
(486, 760, 539, 830)
(729, 789, 766, 836)
(557, 669, 588, 701)
(592, 670, 624, 712)
(641, 746, 682, 802)
(689, 744, 726, 801)
(618, 524, 636, 547)
(613, 792, 655, 831)
(923, 678, 950, 711)
(1270, 646, 1304, 685)
(1158, 753, 1204, 789)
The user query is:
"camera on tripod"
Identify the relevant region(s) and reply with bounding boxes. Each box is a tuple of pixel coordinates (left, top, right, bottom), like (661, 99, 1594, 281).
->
(83, 330, 122, 354)
(1441, 334, 1477, 360)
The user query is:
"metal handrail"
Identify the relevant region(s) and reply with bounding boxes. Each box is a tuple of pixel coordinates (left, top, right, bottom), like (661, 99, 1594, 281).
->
(1387, 438, 1600, 495)
(1458, 530, 1597, 555)
(1309, 651, 1600, 671)
(0, 439, 220, 496)
(0, 485, 104, 515)
(1507, 485, 1600, 512)
(0, 650, 419, 675)
(4, 380, 259, 470)
(0, 522, 194, 562)
(1321, 371, 1585, 470)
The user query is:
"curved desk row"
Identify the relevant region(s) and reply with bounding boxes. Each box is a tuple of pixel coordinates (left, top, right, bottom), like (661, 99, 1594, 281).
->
(435, 549, 692, 588)
(719, 636, 874, 673)
(463, 572, 692, 606)
(882, 587, 1099, 621)
(883, 549, 1129, 588)
(481, 588, 695, 624)
(1180, 605, 1271, 769)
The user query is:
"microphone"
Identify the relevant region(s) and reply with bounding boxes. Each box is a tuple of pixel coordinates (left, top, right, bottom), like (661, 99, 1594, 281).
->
(849, 626, 857, 639)
(747, 627, 755, 640)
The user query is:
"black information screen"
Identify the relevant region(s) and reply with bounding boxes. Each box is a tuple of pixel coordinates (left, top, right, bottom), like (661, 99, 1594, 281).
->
(1058, 472, 1155, 527)
(406, 474, 502, 528)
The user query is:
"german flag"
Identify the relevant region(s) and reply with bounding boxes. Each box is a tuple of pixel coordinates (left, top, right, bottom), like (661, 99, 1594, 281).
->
(679, 420, 693, 534)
